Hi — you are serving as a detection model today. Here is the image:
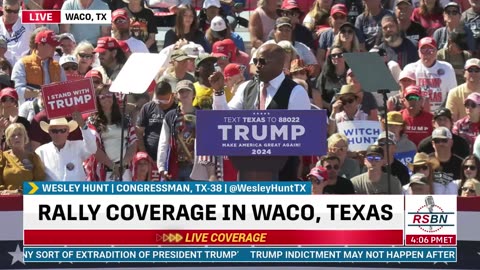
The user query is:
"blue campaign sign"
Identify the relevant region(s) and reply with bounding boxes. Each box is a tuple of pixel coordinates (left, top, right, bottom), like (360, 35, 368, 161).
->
(196, 110, 327, 156)
(395, 150, 417, 169)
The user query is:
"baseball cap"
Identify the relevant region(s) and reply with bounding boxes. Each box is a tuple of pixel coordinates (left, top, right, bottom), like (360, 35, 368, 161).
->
(203, 0, 221, 8)
(396, 0, 412, 6)
(377, 131, 397, 145)
(195, 54, 217, 67)
(171, 49, 194, 62)
(276, 17, 292, 28)
(212, 40, 230, 56)
(409, 173, 428, 186)
(85, 69, 103, 81)
(404, 85, 422, 97)
(330, 4, 347, 16)
(117, 40, 131, 54)
(418, 37, 437, 49)
(0, 87, 18, 101)
(387, 111, 404, 126)
(339, 22, 355, 31)
(211, 16, 227, 32)
(465, 58, 480, 69)
(465, 92, 480, 105)
(444, 2, 460, 11)
(59, 54, 78, 66)
(94, 37, 120, 53)
(399, 69, 416, 81)
(224, 63, 245, 78)
(433, 108, 452, 120)
(307, 166, 328, 182)
(112, 9, 129, 22)
(366, 145, 384, 158)
(58, 33, 76, 43)
(280, 0, 301, 10)
(432, 127, 453, 139)
(181, 43, 203, 58)
(176, 80, 195, 93)
(35, 30, 60, 47)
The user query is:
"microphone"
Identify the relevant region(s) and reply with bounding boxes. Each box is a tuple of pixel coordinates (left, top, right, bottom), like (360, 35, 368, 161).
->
(425, 196, 435, 230)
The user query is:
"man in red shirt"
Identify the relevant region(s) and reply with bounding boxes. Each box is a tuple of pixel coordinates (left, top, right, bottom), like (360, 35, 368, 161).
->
(401, 85, 434, 146)
(452, 92, 480, 150)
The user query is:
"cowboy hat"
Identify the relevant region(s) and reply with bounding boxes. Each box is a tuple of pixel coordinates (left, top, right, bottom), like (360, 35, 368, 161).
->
(407, 152, 440, 171)
(40, 117, 78, 134)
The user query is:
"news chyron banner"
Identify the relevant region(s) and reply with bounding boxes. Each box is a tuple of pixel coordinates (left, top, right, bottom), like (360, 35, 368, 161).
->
(23, 182, 457, 263)
(22, 10, 111, 24)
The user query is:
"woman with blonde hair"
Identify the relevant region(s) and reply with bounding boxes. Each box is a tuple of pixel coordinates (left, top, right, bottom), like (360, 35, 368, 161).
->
(332, 23, 361, 54)
(460, 178, 480, 197)
(319, 133, 361, 179)
(73, 41, 96, 76)
(0, 123, 45, 190)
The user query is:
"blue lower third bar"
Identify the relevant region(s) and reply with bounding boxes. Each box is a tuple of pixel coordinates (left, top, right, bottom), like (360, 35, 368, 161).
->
(24, 247, 457, 263)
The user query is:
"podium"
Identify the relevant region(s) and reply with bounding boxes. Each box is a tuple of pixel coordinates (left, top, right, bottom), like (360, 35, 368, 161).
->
(229, 156, 288, 181)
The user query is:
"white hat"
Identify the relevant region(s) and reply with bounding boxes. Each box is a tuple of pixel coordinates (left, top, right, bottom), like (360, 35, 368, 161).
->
(210, 16, 227, 32)
(181, 43, 205, 58)
(59, 54, 78, 66)
(40, 118, 78, 134)
(58, 33, 76, 43)
(203, 0, 221, 9)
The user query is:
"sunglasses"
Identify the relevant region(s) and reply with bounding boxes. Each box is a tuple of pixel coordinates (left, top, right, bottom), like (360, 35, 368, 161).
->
(467, 67, 480, 73)
(420, 47, 435, 55)
(4, 8, 19, 14)
(406, 95, 421, 101)
(366, 155, 382, 162)
(464, 165, 477, 170)
(340, 29, 354, 35)
(114, 18, 128, 24)
(253, 58, 271, 66)
(433, 138, 448, 144)
(461, 187, 476, 193)
(99, 93, 113, 100)
(464, 101, 478, 108)
(414, 165, 429, 171)
(78, 53, 94, 59)
(341, 97, 356, 104)
(325, 164, 340, 170)
(331, 53, 344, 59)
(49, 128, 68, 134)
(1, 97, 15, 102)
(63, 65, 78, 71)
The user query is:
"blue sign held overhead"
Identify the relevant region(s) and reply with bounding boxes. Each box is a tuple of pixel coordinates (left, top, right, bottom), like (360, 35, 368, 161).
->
(196, 110, 327, 156)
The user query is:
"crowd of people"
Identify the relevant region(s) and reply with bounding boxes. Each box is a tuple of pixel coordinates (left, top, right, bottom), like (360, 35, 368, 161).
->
(0, 0, 479, 197)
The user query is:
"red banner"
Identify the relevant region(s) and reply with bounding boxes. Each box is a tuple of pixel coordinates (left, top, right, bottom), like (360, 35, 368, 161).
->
(42, 78, 97, 119)
(23, 229, 404, 246)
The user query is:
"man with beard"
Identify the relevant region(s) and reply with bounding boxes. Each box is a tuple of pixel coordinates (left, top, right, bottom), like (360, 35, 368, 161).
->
(378, 14, 419, 69)
(94, 36, 127, 82)
(111, 9, 148, 53)
(395, 0, 427, 44)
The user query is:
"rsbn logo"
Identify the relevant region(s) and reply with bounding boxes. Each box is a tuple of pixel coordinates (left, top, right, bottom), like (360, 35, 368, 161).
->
(408, 196, 455, 233)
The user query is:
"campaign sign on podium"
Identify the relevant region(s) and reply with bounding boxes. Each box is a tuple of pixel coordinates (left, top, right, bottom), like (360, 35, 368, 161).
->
(196, 110, 327, 156)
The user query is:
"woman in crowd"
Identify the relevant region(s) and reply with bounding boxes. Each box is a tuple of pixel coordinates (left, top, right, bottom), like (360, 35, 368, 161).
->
(331, 23, 362, 55)
(85, 85, 137, 181)
(0, 123, 45, 190)
(456, 155, 480, 195)
(411, 0, 444, 36)
(460, 178, 480, 197)
(0, 88, 31, 150)
(406, 152, 438, 194)
(303, 0, 331, 34)
(163, 5, 210, 52)
(328, 84, 369, 135)
(130, 151, 158, 181)
(317, 46, 348, 111)
(74, 41, 96, 76)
